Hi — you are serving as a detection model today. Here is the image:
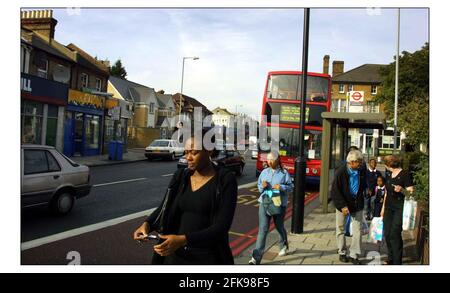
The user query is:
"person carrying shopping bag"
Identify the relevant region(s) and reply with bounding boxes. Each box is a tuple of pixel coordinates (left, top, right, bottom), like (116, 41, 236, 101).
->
(331, 150, 366, 265)
(380, 155, 414, 265)
(249, 151, 293, 265)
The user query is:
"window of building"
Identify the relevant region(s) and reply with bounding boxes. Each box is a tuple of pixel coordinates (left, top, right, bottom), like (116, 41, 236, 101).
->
(46, 105, 58, 147)
(149, 103, 155, 114)
(95, 78, 102, 92)
(85, 115, 100, 149)
(81, 73, 89, 88)
(367, 101, 379, 113)
(21, 101, 44, 144)
(332, 100, 339, 112)
(339, 84, 345, 93)
(371, 85, 377, 95)
(348, 84, 353, 92)
(36, 58, 48, 78)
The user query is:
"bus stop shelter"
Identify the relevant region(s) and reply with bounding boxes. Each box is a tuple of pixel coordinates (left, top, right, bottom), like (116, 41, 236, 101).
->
(319, 112, 387, 213)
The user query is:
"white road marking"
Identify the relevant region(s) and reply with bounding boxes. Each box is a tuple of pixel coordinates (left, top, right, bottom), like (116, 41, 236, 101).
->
(93, 178, 147, 187)
(20, 181, 258, 251)
(21, 208, 157, 251)
(161, 174, 173, 177)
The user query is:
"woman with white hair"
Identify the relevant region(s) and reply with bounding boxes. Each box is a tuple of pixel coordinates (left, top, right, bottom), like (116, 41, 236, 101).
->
(249, 151, 293, 265)
(330, 149, 366, 265)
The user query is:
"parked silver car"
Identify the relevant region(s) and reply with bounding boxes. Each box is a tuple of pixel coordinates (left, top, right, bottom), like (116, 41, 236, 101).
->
(145, 139, 184, 161)
(21, 145, 91, 215)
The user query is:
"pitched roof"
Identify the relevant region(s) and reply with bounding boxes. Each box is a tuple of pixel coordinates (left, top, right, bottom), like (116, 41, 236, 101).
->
(66, 43, 109, 75)
(109, 76, 155, 104)
(332, 64, 387, 83)
(21, 28, 75, 63)
(211, 107, 234, 116)
(156, 93, 174, 109)
(173, 93, 212, 115)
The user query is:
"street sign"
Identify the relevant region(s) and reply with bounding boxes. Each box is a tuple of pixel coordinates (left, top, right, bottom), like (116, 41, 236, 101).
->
(349, 91, 364, 103)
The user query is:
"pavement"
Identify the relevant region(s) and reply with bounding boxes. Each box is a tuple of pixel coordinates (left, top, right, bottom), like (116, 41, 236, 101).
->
(70, 148, 148, 167)
(233, 201, 419, 265)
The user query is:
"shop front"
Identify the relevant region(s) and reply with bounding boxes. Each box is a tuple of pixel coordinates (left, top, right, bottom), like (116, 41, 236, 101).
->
(21, 73, 68, 151)
(64, 89, 105, 157)
(103, 98, 133, 154)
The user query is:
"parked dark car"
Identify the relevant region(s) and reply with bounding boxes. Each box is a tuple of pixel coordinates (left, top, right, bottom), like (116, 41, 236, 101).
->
(177, 149, 245, 176)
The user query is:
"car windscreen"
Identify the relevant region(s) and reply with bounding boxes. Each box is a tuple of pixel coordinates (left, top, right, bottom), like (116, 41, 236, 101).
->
(150, 140, 169, 147)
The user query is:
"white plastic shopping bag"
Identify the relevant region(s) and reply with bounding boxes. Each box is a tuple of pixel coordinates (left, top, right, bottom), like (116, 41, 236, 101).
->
(402, 198, 418, 230)
(368, 217, 383, 243)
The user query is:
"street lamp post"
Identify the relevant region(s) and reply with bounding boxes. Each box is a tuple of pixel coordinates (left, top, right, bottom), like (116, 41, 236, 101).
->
(292, 8, 310, 234)
(393, 9, 400, 154)
(179, 56, 199, 116)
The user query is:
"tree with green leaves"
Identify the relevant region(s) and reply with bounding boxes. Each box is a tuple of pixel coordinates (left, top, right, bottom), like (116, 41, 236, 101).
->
(110, 59, 128, 79)
(375, 43, 429, 150)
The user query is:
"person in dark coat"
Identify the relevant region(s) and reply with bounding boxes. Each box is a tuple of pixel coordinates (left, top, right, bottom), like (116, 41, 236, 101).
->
(331, 149, 366, 265)
(133, 129, 238, 264)
(381, 155, 414, 265)
(365, 158, 382, 220)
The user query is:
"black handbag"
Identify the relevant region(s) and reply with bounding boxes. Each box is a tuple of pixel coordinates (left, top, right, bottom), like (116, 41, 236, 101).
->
(151, 169, 187, 233)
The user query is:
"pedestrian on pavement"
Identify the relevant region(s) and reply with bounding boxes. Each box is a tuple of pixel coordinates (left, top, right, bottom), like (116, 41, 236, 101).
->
(381, 155, 414, 265)
(249, 151, 293, 265)
(133, 128, 238, 265)
(365, 158, 382, 220)
(373, 176, 386, 218)
(331, 149, 366, 265)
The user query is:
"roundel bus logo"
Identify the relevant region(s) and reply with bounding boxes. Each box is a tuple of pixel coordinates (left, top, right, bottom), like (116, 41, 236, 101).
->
(352, 92, 362, 101)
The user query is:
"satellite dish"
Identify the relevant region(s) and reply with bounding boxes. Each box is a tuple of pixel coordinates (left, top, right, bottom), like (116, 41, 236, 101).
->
(53, 64, 70, 83)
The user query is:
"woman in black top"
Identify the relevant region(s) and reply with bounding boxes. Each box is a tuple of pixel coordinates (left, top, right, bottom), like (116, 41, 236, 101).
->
(133, 130, 238, 264)
(381, 155, 414, 265)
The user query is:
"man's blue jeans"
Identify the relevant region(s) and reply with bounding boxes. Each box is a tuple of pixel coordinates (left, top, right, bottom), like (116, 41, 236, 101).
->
(251, 204, 288, 263)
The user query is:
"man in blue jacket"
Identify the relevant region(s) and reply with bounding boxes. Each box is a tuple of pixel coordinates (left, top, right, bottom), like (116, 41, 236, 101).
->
(331, 150, 366, 265)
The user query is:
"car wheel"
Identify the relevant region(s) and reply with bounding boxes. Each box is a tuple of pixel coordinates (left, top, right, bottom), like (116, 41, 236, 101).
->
(51, 191, 75, 216)
(171, 152, 176, 161)
(236, 164, 244, 176)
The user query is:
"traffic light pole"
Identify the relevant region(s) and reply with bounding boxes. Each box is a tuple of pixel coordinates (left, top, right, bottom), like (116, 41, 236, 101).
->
(291, 8, 310, 234)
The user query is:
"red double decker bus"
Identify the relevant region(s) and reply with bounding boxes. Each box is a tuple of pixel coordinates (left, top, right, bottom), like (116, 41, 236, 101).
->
(256, 71, 332, 184)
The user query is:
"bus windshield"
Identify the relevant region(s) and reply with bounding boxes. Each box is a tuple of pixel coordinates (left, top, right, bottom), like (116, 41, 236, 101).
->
(261, 127, 322, 160)
(266, 74, 329, 102)
(264, 102, 327, 126)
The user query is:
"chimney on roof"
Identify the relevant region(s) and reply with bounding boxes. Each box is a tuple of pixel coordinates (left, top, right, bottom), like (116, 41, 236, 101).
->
(332, 60, 344, 77)
(157, 90, 165, 94)
(323, 55, 330, 75)
(21, 10, 57, 42)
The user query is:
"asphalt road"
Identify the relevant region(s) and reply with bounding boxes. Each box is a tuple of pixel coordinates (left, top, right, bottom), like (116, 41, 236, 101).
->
(21, 158, 257, 242)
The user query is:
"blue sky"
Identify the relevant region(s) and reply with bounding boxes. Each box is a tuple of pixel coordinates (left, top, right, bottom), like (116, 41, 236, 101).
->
(51, 8, 429, 117)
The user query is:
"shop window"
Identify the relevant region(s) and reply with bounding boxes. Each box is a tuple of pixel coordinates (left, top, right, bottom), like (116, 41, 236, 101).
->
(46, 105, 58, 147)
(85, 115, 100, 149)
(22, 101, 43, 144)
